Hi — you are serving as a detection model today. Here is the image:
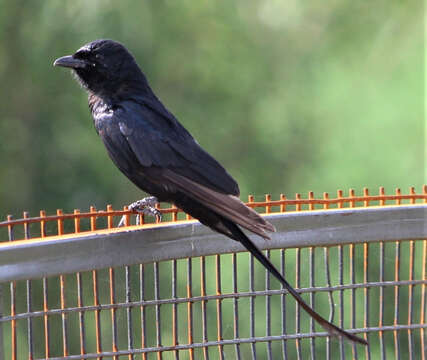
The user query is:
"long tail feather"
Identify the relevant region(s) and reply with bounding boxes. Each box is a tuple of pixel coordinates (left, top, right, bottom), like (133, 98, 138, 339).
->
(221, 218, 368, 346)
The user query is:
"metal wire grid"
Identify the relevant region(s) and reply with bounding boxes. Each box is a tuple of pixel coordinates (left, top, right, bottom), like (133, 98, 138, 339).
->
(0, 186, 426, 359)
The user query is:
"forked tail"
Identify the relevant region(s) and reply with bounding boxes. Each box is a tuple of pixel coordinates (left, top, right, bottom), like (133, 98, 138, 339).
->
(221, 218, 368, 346)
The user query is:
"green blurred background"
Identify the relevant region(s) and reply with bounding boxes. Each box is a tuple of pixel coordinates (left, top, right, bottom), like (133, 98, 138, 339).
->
(0, 1, 424, 359)
(0, 1, 423, 217)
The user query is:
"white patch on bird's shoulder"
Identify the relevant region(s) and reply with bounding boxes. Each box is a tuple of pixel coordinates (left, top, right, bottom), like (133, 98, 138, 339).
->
(119, 121, 133, 136)
(92, 104, 114, 122)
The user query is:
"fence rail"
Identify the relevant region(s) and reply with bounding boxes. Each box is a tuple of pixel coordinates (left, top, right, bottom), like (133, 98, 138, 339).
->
(0, 186, 426, 360)
(0, 204, 425, 283)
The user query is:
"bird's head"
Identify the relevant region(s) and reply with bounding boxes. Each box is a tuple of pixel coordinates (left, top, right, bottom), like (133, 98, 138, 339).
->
(54, 39, 147, 97)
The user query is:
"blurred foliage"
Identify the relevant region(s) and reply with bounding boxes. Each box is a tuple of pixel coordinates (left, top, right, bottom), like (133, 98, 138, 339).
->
(0, 0, 424, 359)
(0, 0, 423, 217)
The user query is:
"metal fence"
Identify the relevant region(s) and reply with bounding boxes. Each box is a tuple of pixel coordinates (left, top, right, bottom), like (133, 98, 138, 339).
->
(0, 186, 426, 359)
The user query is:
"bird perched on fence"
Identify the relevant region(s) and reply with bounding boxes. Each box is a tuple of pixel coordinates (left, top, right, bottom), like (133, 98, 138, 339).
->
(54, 39, 367, 345)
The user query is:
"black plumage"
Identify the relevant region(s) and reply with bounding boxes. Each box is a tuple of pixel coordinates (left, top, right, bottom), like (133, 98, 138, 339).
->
(54, 39, 367, 345)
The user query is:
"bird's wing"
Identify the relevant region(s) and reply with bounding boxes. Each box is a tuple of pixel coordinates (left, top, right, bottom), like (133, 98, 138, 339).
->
(115, 99, 240, 196)
(107, 99, 274, 238)
(161, 169, 275, 239)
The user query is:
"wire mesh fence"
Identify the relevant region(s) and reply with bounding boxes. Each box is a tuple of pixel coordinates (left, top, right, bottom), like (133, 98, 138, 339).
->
(0, 186, 426, 359)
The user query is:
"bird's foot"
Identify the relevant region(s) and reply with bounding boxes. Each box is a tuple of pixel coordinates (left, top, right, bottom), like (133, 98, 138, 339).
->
(118, 196, 162, 226)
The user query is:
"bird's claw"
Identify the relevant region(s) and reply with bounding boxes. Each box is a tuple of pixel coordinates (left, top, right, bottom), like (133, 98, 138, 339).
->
(118, 196, 162, 227)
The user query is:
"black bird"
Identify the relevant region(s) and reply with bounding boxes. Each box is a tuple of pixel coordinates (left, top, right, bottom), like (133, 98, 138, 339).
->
(54, 39, 367, 345)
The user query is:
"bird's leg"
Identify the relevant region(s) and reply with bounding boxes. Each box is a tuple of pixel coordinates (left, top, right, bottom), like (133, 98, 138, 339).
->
(118, 196, 162, 226)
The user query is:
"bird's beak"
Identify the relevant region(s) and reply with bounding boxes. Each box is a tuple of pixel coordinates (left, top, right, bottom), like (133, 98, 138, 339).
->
(53, 55, 87, 69)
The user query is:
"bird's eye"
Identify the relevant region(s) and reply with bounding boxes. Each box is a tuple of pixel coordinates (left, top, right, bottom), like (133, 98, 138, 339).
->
(75, 50, 89, 59)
